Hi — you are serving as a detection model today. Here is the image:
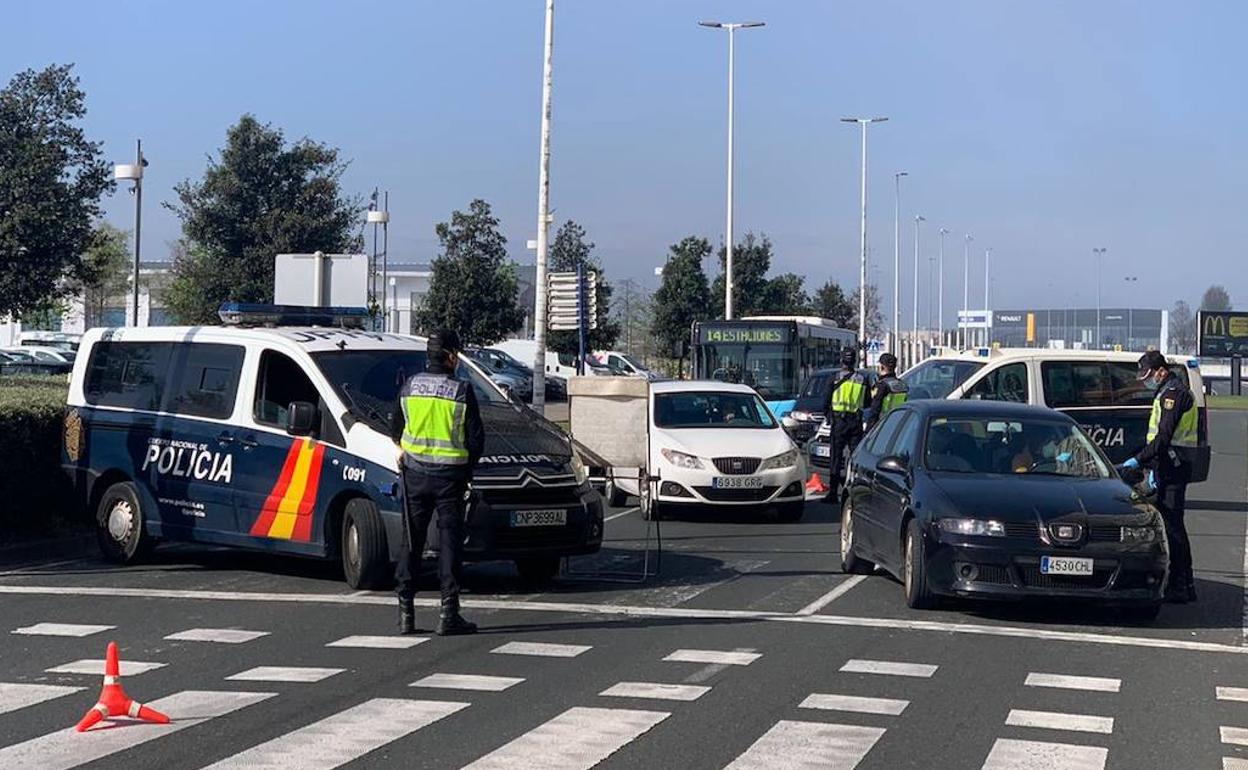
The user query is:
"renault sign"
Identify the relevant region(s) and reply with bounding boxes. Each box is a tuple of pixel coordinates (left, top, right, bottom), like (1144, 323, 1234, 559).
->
(1198, 311, 1248, 357)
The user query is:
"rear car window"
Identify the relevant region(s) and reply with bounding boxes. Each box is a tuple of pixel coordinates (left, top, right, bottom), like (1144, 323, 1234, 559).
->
(164, 344, 245, 418)
(1042, 361, 1190, 408)
(86, 341, 243, 417)
(85, 341, 174, 411)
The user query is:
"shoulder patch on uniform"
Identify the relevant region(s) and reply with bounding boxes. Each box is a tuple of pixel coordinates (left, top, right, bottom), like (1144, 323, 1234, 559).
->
(1163, 397, 1176, 410)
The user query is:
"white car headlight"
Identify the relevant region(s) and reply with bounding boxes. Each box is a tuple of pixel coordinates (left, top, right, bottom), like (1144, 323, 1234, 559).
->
(570, 453, 589, 485)
(937, 518, 1006, 537)
(789, 410, 811, 422)
(660, 448, 704, 470)
(758, 449, 799, 471)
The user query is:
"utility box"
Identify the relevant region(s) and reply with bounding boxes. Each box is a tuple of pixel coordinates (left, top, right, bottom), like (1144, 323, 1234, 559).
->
(274, 253, 370, 307)
(568, 376, 648, 470)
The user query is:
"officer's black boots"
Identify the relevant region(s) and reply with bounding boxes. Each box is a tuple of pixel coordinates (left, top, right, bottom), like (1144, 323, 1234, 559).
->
(398, 597, 416, 635)
(436, 601, 477, 636)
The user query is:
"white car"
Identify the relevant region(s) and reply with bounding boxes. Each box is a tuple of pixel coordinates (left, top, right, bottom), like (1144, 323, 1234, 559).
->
(6, 345, 75, 364)
(644, 380, 807, 521)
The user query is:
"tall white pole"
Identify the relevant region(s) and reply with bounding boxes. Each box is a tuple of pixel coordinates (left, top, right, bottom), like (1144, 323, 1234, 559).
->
(984, 247, 992, 312)
(913, 215, 924, 341)
(1093, 247, 1106, 350)
(531, 0, 555, 410)
(858, 123, 869, 350)
(962, 234, 973, 348)
(893, 172, 905, 351)
(131, 139, 143, 328)
(725, 27, 735, 319)
(938, 228, 948, 346)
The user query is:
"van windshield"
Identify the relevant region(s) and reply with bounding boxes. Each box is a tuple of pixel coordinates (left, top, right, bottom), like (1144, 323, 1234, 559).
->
(902, 359, 985, 400)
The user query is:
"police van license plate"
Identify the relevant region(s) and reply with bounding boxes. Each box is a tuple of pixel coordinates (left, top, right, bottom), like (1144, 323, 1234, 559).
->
(510, 509, 567, 527)
(712, 477, 764, 489)
(1040, 556, 1094, 576)
(811, 444, 830, 458)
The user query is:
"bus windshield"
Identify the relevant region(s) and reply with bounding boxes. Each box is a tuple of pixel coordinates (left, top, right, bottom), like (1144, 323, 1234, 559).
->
(702, 343, 795, 401)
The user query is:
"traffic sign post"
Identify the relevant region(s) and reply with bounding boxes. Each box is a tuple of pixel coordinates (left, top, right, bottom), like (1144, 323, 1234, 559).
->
(547, 269, 597, 374)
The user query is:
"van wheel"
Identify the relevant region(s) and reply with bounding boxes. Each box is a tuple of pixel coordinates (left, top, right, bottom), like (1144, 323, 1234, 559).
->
(342, 498, 389, 590)
(95, 481, 153, 564)
(515, 557, 561, 584)
(903, 519, 937, 609)
(840, 499, 874, 575)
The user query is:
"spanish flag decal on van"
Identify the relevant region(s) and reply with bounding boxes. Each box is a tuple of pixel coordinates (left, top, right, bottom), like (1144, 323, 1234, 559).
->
(250, 438, 326, 542)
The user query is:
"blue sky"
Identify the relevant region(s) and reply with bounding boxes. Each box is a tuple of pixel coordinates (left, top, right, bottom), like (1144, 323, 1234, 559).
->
(5, 1, 1244, 321)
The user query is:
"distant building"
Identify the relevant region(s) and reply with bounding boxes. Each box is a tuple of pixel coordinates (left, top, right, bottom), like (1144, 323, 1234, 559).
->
(987, 308, 1169, 352)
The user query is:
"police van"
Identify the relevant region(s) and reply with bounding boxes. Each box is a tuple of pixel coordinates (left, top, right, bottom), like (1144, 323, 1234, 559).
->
(61, 305, 603, 588)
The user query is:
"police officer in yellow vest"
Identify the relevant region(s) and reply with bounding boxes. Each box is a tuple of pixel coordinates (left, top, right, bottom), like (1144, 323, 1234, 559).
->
(825, 348, 868, 498)
(391, 329, 485, 635)
(866, 352, 909, 431)
(1120, 350, 1199, 603)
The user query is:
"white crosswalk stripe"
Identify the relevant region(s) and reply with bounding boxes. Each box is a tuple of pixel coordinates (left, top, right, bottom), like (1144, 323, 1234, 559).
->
(11, 623, 114, 637)
(724, 720, 886, 769)
(0, 690, 274, 770)
(165, 628, 269, 644)
(663, 649, 760, 666)
(0, 683, 84, 715)
(1024, 673, 1121, 693)
(411, 673, 524, 692)
(840, 659, 937, 678)
(1224, 758, 1248, 769)
(45, 659, 166, 675)
(799, 693, 909, 716)
(328, 635, 429, 649)
(1005, 709, 1113, 735)
(1222, 726, 1248, 747)
(462, 706, 669, 769)
(226, 666, 344, 683)
(1217, 686, 1248, 702)
(491, 641, 592, 658)
(202, 698, 468, 769)
(981, 739, 1107, 770)
(600, 681, 710, 701)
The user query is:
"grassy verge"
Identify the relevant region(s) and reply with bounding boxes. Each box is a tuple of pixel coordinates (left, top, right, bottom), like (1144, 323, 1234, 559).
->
(1208, 395, 1248, 410)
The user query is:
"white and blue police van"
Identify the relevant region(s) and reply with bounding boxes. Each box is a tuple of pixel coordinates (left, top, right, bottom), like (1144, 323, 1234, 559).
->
(61, 305, 604, 588)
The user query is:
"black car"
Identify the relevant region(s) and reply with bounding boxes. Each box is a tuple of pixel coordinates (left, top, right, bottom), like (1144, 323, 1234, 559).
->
(839, 400, 1167, 619)
(0, 350, 73, 376)
(805, 368, 878, 469)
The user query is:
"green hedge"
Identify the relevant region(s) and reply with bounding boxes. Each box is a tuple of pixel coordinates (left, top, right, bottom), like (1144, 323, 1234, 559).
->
(0, 375, 78, 542)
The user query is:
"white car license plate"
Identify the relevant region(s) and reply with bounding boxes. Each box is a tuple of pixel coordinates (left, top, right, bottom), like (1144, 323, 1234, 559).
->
(1040, 556, 1094, 575)
(712, 477, 764, 489)
(510, 509, 567, 527)
(811, 444, 830, 458)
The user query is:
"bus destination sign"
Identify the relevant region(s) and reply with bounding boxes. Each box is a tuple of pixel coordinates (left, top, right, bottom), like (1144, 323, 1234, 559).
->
(698, 324, 792, 344)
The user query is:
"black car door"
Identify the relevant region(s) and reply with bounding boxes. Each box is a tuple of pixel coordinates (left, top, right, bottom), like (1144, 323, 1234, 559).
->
(853, 410, 909, 559)
(869, 411, 924, 571)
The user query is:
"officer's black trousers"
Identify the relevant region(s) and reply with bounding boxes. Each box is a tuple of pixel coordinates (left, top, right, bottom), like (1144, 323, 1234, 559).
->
(394, 465, 469, 607)
(827, 415, 864, 490)
(1155, 477, 1194, 591)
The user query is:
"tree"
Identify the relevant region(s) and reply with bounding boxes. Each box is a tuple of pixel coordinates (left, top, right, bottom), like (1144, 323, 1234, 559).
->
(1200, 285, 1232, 312)
(710, 232, 773, 318)
(613, 278, 654, 360)
(1170, 300, 1196, 354)
(165, 114, 361, 323)
(417, 199, 525, 345)
(546, 220, 620, 355)
(0, 64, 112, 318)
(78, 223, 131, 328)
(761, 273, 812, 316)
(811, 280, 856, 329)
(651, 237, 711, 373)
(849, 284, 886, 341)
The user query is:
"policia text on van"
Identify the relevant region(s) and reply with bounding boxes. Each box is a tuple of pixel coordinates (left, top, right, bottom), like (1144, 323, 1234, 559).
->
(61, 305, 604, 589)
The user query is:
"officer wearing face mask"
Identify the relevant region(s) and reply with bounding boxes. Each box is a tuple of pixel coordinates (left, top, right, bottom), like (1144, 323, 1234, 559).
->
(1119, 350, 1199, 603)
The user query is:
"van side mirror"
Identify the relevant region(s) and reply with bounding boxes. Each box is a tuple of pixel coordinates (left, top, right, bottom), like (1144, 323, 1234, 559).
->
(876, 455, 908, 474)
(286, 401, 318, 436)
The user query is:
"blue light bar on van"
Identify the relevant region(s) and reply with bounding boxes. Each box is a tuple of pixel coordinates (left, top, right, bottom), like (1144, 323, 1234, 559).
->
(218, 303, 369, 328)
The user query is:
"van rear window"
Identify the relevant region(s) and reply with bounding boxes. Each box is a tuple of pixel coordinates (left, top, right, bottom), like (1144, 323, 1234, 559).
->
(1041, 361, 1189, 408)
(85, 341, 243, 417)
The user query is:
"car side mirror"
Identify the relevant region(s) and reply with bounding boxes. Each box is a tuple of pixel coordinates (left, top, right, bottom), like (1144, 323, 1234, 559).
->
(286, 401, 318, 436)
(876, 455, 908, 474)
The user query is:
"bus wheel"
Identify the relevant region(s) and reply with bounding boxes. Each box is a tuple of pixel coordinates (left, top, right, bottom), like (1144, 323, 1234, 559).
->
(95, 481, 152, 564)
(342, 498, 390, 590)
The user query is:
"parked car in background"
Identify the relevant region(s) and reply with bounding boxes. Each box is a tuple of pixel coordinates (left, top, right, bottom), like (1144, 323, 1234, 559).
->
(467, 346, 563, 401)
(18, 331, 81, 352)
(0, 349, 73, 376)
(593, 350, 660, 380)
(5, 345, 75, 364)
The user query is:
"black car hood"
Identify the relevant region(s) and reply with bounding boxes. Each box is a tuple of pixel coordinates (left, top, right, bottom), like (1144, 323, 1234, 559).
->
(927, 473, 1146, 522)
(475, 402, 572, 475)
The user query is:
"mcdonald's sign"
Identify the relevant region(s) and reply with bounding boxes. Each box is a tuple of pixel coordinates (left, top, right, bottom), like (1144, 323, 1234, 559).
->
(1197, 311, 1248, 357)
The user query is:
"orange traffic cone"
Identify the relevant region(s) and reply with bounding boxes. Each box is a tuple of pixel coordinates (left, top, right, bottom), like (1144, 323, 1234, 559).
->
(75, 642, 169, 732)
(805, 472, 829, 495)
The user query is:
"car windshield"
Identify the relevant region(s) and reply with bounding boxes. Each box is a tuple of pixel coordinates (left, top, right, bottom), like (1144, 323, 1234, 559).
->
(902, 359, 985, 400)
(799, 372, 831, 400)
(925, 416, 1111, 478)
(654, 391, 778, 429)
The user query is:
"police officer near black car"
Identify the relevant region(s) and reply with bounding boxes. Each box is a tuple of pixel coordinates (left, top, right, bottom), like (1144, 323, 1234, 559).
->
(865, 352, 909, 431)
(390, 329, 486, 635)
(1117, 350, 1199, 604)
(824, 348, 869, 501)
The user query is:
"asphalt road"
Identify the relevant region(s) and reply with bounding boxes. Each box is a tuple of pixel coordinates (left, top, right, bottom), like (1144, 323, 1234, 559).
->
(0, 415, 1245, 769)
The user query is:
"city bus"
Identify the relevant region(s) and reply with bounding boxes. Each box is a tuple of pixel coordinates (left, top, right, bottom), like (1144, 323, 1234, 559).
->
(691, 316, 857, 418)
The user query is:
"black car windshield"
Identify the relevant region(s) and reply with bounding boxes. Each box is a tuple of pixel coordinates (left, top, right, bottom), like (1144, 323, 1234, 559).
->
(799, 372, 831, 400)
(925, 416, 1111, 478)
(902, 359, 985, 400)
(654, 391, 778, 429)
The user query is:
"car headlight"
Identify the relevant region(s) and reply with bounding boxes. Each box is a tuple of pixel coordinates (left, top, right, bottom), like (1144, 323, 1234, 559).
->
(660, 448, 704, 469)
(1120, 525, 1159, 544)
(789, 410, 811, 422)
(937, 518, 1006, 537)
(781, 415, 798, 429)
(758, 449, 799, 471)
(570, 453, 589, 485)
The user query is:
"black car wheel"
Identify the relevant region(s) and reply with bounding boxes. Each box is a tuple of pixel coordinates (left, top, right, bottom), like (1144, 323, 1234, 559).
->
(840, 499, 874, 575)
(95, 481, 153, 564)
(515, 556, 561, 583)
(903, 519, 937, 609)
(342, 498, 390, 590)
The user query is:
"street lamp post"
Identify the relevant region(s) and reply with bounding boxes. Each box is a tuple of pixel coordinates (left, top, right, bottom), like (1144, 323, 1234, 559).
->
(532, 0, 556, 411)
(1093, 247, 1107, 350)
(114, 140, 146, 327)
(366, 201, 390, 328)
(962, 234, 973, 348)
(700, 20, 764, 321)
(984, 247, 992, 312)
(913, 215, 925, 343)
(842, 117, 888, 351)
(938, 227, 949, 346)
(892, 171, 907, 352)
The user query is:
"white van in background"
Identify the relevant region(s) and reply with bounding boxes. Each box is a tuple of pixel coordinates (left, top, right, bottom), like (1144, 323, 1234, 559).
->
(592, 350, 660, 380)
(494, 339, 612, 380)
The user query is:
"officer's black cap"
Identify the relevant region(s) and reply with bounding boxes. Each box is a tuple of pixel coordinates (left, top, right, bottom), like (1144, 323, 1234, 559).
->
(840, 348, 858, 366)
(879, 352, 898, 368)
(1137, 350, 1166, 379)
(428, 329, 463, 356)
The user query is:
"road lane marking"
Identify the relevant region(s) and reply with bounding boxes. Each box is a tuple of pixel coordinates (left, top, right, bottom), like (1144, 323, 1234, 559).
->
(600, 681, 710, 701)
(462, 706, 668, 770)
(724, 720, 885, 769)
(6, 584, 1248, 656)
(1223, 726, 1248, 746)
(12, 623, 114, 637)
(202, 697, 468, 769)
(0, 683, 84, 715)
(981, 738, 1107, 770)
(1006, 709, 1113, 735)
(164, 628, 269, 644)
(411, 673, 524, 691)
(799, 693, 909, 716)
(491, 641, 591, 658)
(635, 558, 770, 609)
(840, 659, 938, 678)
(664, 649, 760, 666)
(225, 666, 344, 683)
(46, 659, 165, 676)
(1225, 758, 1248, 769)
(327, 635, 429, 649)
(795, 576, 868, 616)
(604, 507, 639, 522)
(1025, 673, 1121, 693)
(0, 690, 274, 770)
(1218, 686, 1248, 702)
